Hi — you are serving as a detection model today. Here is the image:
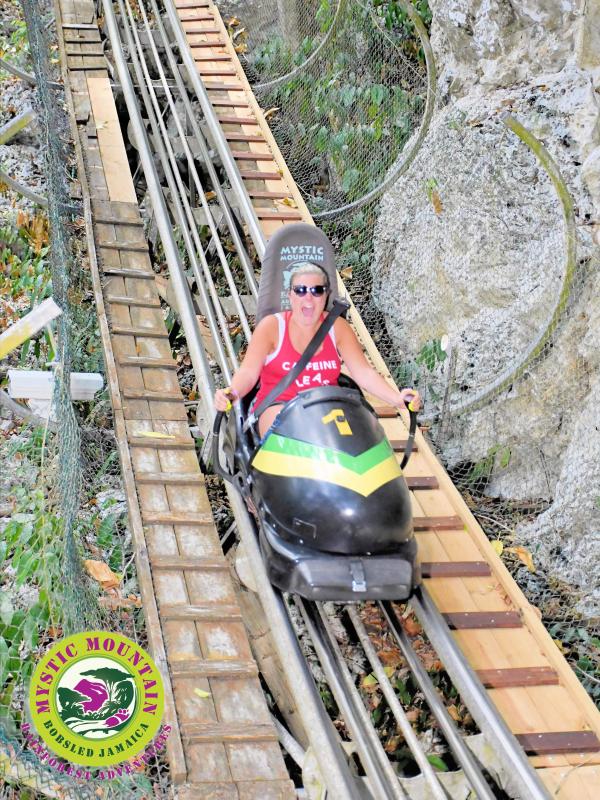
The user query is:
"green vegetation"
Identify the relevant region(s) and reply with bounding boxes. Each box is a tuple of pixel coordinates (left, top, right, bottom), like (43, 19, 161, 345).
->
(250, 0, 427, 209)
(0, 12, 30, 69)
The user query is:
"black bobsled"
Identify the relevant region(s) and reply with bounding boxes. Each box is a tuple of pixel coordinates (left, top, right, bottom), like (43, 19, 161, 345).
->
(212, 224, 420, 601)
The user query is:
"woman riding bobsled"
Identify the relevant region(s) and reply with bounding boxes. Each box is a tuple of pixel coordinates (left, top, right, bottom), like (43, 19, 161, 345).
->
(212, 224, 422, 601)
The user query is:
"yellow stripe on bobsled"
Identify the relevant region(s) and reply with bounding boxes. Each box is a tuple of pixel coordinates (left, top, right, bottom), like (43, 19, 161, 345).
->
(252, 449, 402, 497)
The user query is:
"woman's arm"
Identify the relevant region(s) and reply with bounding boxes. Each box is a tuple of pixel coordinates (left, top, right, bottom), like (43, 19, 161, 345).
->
(335, 319, 420, 410)
(214, 315, 278, 410)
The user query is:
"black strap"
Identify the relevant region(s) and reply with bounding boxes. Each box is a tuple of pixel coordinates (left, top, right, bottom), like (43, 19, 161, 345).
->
(245, 299, 350, 430)
(400, 407, 419, 470)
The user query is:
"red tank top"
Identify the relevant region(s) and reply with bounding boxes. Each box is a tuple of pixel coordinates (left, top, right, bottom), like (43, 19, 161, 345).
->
(253, 311, 341, 409)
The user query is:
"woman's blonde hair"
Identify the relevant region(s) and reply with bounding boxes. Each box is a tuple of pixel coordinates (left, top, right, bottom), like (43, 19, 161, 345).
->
(288, 261, 330, 289)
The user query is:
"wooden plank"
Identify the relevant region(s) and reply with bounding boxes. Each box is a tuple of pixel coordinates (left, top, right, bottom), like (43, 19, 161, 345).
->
(142, 511, 213, 525)
(181, 722, 278, 743)
(194, 54, 233, 62)
(443, 611, 523, 629)
(538, 765, 600, 799)
(477, 667, 559, 688)
(171, 658, 258, 678)
(94, 216, 144, 226)
(405, 477, 436, 489)
(102, 268, 155, 279)
(66, 48, 105, 56)
(119, 356, 178, 368)
(209, 98, 251, 108)
(390, 439, 418, 451)
(231, 151, 275, 161)
(160, 604, 242, 621)
(198, 68, 238, 76)
(61, 22, 98, 29)
(110, 325, 169, 338)
(517, 731, 600, 756)
(98, 240, 148, 252)
(122, 389, 182, 400)
(224, 133, 264, 142)
(247, 190, 295, 199)
(152, 556, 228, 570)
(183, 27, 223, 34)
(188, 40, 228, 48)
(240, 171, 282, 180)
(128, 436, 195, 449)
(181, 15, 215, 23)
(374, 405, 398, 417)
(255, 210, 304, 220)
(413, 515, 463, 530)
(217, 117, 259, 128)
(136, 471, 203, 485)
(68, 61, 107, 71)
(107, 295, 161, 308)
(421, 561, 491, 578)
(86, 75, 137, 203)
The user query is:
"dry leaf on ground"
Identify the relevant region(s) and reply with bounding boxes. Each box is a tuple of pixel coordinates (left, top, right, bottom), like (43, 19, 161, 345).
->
(84, 559, 120, 590)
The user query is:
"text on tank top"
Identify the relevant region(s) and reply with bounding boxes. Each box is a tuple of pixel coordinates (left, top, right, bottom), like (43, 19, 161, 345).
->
(253, 311, 342, 409)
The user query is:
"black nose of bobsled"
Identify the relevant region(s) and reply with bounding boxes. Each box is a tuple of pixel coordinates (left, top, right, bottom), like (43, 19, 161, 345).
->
(250, 387, 413, 555)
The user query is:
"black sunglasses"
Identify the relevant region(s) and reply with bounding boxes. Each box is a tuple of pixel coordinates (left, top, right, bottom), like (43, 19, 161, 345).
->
(291, 284, 328, 297)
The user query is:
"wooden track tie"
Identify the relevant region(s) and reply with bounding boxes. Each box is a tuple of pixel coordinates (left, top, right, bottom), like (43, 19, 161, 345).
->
(248, 190, 295, 199)
(102, 268, 155, 280)
(516, 731, 600, 755)
(224, 132, 265, 142)
(142, 511, 213, 525)
(128, 436, 195, 449)
(181, 15, 215, 23)
(136, 471, 202, 485)
(374, 405, 397, 417)
(176, 1, 211, 7)
(170, 658, 258, 678)
(118, 356, 178, 369)
(443, 611, 523, 629)
(110, 325, 169, 338)
(123, 389, 182, 401)
(194, 54, 232, 62)
(66, 49, 104, 57)
(477, 667, 559, 688)
(160, 604, 241, 622)
(64, 35, 102, 43)
(405, 476, 438, 490)
(413, 516, 463, 531)
(240, 170, 282, 180)
(99, 241, 148, 252)
(188, 40, 228, 48)
(421, 561, 491, 578)
(62, 23, 98, 29)
(199, 67, 238, 77)
(232, 151, 275, 161)
(68, 63, 106, 72)
(185, 27, 224, 35)
(390, 439, 419, 452)
(255, 210, 304, 220)
(217, 114, 258, 124)
(106, 294, 161, 308)
(94, 215, 144, 226)
(209, 99, 250, 108)
(152, 556, 228, 570)
(181, 722, 278, 744)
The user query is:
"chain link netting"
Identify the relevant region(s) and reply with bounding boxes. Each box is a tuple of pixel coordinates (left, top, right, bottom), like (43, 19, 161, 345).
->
(218, 0, 599, 692)
(0, 1, 170, 795)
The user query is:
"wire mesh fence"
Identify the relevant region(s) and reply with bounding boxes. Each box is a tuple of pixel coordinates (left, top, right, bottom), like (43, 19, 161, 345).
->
(0, 1, 171, 795)
(216, 0, 600, 684)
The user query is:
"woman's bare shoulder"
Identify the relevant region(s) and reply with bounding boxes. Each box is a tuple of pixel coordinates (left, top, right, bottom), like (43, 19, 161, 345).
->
(251, 313, 279, 348)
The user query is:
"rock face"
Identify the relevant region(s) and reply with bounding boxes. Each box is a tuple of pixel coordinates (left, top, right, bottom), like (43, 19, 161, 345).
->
(373, 0, 600, 610)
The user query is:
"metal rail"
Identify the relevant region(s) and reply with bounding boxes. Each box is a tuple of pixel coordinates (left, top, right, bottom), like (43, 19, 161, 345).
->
(100, 2, 551, 798)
